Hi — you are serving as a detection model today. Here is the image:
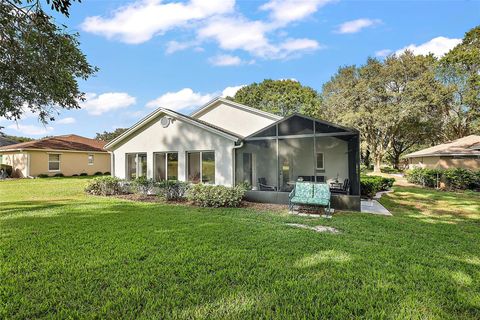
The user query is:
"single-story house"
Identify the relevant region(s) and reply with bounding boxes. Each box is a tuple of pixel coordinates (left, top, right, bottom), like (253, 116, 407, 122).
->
(404, 135, 480, 170)
(105, 98, 361, 210)
(0, 134, 111, 177)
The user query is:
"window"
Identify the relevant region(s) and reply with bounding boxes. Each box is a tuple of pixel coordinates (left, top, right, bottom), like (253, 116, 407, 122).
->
(316, 152, 324, 170)
(48, 154, 60, 171)
(187, 151, 215, 184)
(154, 152, 178, 181)
(88, 154, 94, 165)
(126, 153, 147, 180)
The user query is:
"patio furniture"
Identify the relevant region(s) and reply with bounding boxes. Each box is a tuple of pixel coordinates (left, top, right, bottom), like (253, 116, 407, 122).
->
(258, 177, 277, 191)
(330, 179, 350, 195)
(289, 181, 331, 215)
(298, 175, 325, 183)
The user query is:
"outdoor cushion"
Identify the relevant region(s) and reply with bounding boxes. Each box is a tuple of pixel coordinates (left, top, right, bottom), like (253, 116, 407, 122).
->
(294, 182, 313, 198)
(313, 183, 330, 200)
(290, 181, 331, 208)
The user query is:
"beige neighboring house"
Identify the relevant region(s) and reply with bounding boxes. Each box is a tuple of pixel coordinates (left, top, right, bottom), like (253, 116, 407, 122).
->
(405, 135, 480, 170)
(0, 135, 111, 178)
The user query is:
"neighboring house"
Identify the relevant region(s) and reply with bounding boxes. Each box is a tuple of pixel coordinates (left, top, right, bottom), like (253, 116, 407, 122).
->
(405, 135, 480, 170)
(105, 97, 361, 210)
(0, 135, 111, 178)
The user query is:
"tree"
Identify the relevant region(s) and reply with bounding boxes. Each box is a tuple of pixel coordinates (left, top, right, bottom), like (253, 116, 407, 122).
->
(438, 25, 480, 139)
(321, 52, 448, 172)
(0, 134, 35, 143)
(232, 79, 322, 117)
(0, 0, 97, 126)
(95, 128, 128, 142)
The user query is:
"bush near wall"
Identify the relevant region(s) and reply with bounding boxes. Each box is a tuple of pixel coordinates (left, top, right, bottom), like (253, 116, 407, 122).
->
(157, 181, 189, 201)
(406, 168, 480, 191)
(131, 177, 157, 195)
(85, 176, 128, 196)
(360, 175, 395, 198)
(187, 184, 245, 208)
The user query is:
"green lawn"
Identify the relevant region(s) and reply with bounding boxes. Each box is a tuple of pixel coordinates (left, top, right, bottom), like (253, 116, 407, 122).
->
(1, 178, 479, 319)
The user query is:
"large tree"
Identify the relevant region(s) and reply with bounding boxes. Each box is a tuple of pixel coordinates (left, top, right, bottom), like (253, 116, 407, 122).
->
(0, 0, 97, 125)
(438, 25, 480, 139)
(232, 79, 321, 117)
(321, 52, 448, 172)
(95, 128, 128, 142)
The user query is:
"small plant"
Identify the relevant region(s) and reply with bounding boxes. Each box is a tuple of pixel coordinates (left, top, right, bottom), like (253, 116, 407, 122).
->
(54, 173, 64, 177)
(157, 180, 189, 201)
(85, 176, 126, 196)
(103, 172, 111, 176)
(187, 184, 245, 208)
(94, 171, 103, 176)
(79, 173, 88, 176)
(72, 174, 79, 177)
(131, 177, 157, 195)
(37, 174, 49, 178)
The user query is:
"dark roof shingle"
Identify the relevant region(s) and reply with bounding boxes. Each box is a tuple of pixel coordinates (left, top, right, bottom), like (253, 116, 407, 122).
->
(0, 135, 107, 152)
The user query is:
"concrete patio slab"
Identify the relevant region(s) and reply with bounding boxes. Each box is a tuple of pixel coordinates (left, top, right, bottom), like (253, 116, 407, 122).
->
(361, 199, 392, 216)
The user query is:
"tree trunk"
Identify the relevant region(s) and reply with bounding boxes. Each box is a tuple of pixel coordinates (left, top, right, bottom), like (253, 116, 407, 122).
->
(373, 156, 382, 173)
(392, 153, 400, 170)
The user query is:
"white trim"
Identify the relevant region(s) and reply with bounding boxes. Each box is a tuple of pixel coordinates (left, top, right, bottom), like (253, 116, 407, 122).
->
(190, 97, 282, 121)
(88, 154, 94, 166)
(105, 108, 240, 150)
(186, 150, 215, 184)
(153, 151, 179, 181)
(48, 153, 61, 172)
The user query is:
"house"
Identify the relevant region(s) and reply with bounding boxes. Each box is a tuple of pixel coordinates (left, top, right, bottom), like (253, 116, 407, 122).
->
(404, 135, 480, 170)
(0, 135, 111, 178)
(105, 98, 361, 210)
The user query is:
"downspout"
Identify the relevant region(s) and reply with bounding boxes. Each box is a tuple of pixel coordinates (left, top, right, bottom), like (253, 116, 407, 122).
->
(232, 140, 244, 187)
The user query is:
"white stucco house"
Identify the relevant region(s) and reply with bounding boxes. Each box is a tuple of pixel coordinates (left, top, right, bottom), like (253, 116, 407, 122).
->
(105, 98, 361, 210)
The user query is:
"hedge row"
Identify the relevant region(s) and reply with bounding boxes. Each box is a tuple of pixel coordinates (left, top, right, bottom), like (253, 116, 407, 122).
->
(406, 168, 480, 190)
(360, 175, 395, 198)
(85, 176, 245, 207)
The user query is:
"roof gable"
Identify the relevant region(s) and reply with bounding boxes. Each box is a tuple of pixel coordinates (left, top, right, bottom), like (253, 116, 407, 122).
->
(105, 107, 241, 150)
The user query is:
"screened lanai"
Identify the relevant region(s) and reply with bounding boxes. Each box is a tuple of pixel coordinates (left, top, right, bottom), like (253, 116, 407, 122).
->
(234, 114, 361, 210)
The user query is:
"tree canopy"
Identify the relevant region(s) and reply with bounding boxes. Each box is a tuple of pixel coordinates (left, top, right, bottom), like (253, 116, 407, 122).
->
(232, 79, 321, 117)
(0, 0, 96, 125)
(95, 128, 128, 142)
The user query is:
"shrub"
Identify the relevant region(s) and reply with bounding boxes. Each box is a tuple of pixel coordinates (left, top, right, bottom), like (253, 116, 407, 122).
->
(103, 172, 111, 176)
(381, 166, 402, 174)
(406, 168, 479, 190)
(79, 173, 88, 176)
(53, 173, 64, 177)
(187, 184, 245, 207)
(360, 175, 395, 198)
(131, 177, 157, 195)
(72, 174, 79, 177)
(94, 171, 103, 176)
(0, 164, 12, 177)
(37, 174, 49, 178)
(157, 180, 189, 201)
(85, 176, 126, 196)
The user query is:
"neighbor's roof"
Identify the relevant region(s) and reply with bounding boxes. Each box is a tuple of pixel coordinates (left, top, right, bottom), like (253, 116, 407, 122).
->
(0, 136, 18, 147)
(0, 134, 107, 153)
(404, 135, 480, 158)
(104, 107, 242, 150)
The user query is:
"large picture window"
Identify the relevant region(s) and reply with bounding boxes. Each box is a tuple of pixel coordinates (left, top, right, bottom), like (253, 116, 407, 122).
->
(126, 153, 147, 180)
(187, 151, 215, 184)
(48, 154, 60, 171)
(154, 152, 178, 181)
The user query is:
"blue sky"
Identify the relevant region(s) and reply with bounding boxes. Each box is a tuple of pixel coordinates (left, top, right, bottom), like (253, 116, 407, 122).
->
(2, 0, 479, 138)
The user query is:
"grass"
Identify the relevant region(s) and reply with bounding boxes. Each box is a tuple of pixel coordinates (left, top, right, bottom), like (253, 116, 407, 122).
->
(1, 178, 479, 319)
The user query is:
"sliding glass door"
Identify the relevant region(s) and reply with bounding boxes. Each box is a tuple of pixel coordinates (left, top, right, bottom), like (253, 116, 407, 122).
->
(187, 151, 215, 184)
(126, 153, 147, 180)
(154, 152, 178, 181)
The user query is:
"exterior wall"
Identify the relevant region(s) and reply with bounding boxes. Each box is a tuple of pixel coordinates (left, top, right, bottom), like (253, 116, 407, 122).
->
(196, 102, 278, 137)
(408, 156, 480, 170)
(0, 152, 28, 178)
(28, 151, 111, 177)
(111, 115, 236, 186)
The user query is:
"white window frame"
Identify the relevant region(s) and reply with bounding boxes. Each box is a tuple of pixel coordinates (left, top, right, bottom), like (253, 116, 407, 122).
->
(48, 153, 61, 172)
(316, 152, 324, 170)
(88, 154, 94, 166)
(186, 151, 215, 184)
(153, 152, 178, 181)
(125, 153, 147, 180)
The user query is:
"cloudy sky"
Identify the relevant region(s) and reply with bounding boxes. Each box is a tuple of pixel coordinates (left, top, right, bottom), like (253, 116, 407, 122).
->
(2, 0, 479, 138)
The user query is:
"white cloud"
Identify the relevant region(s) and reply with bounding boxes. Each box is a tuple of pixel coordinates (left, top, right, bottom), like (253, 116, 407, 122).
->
(336, 18, 381, 34)
(81, 0, 235, 44)
(57, 117, 76, 124)
(209, 54, 243, 66)
(260, 0, 333, 25)
(222, 85, 245, 97)
(375, 49, 393, 57)
(146, 88, 214, 111)
(165, 40, 202, 54)
(81, 92, 136, 116)
(395, 36, 461, 58)
(7, 124, 54, 136)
